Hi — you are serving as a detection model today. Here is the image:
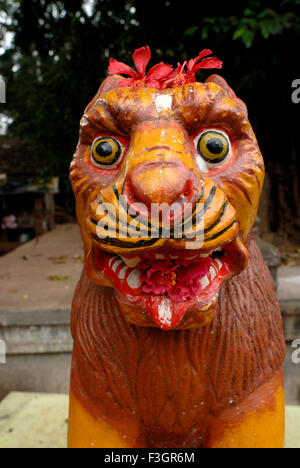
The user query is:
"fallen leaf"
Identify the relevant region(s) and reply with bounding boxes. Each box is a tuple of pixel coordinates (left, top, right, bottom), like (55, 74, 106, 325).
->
(48, 275, 69, 281)
(48, 256, 67, 260)
(48, 256, 68, 265)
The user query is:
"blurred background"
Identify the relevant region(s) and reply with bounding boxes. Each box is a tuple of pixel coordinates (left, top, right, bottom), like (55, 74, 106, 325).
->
(0, 0, 299, 426)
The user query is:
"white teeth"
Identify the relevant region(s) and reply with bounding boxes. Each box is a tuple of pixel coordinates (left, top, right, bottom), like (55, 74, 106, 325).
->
(215, 259, 223, 270)
(158, 297, 172, 327)
(127, 269, 142, 289)
(199, 253, 210, 258)
(120, 256, 141, 268)
(109, 256, 118, 268)
(209, 266, 216, 280)
(112, 259, 123, 272)
(200, 275, 210, 290)
(118, 265, 128, 280)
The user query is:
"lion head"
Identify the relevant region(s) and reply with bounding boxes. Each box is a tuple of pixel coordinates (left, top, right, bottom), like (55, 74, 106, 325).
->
(70, 49, 264, 331)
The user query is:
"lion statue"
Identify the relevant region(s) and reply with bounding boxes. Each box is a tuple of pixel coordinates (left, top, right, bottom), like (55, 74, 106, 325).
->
(68, 47, 285, 448)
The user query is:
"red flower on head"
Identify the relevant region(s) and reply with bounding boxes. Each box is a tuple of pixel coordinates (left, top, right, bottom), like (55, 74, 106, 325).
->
(108, 45, 173, 90)
(187, 49, 223, 77)
(162, 49, 223, 89)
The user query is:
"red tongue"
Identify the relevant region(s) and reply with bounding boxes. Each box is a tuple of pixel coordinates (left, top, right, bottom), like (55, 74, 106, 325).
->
(145, 295, 188, 330)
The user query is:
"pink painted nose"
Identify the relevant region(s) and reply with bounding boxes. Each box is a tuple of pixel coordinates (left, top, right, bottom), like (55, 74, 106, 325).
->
(128, 161, 194, 207)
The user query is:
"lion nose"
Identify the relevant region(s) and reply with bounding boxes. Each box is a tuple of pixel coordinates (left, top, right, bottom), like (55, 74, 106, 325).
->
(127, 161, 194, 207)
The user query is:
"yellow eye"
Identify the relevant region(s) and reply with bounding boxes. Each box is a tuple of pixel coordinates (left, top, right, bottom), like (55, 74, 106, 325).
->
(91, 137, 122, 167)
(197, 130, 231, 164)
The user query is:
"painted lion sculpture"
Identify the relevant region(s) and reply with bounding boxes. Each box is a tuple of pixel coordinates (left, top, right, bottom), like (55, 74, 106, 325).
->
(68, 47, 286, 448)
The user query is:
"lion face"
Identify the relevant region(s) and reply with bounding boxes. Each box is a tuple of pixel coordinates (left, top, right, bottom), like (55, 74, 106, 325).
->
(70, 74, 264, 330)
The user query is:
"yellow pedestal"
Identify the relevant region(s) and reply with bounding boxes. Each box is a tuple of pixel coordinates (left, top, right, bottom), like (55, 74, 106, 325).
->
(0, 392, 299, 448)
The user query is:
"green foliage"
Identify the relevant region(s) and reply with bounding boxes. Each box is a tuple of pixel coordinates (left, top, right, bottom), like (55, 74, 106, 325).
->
(0, 0, 138, 193)
(192, 3, 300, 48)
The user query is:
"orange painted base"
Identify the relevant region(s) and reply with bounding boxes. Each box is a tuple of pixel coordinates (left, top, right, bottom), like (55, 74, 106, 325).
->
(207, 370, 285, 448)
(68, 390, 143, 448)
(68, 371, 285, 448)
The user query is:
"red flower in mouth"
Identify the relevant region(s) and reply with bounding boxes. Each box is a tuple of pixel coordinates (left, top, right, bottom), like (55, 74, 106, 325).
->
(108, 45, 173, 89)
(162, 49, 223, 88)
(139, 258, 211, 302)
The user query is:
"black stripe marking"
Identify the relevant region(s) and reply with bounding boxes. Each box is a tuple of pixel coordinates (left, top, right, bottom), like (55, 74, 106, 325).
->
(173, 186, 217, 237)
(203, 201, 229, 234)
(95, 202, 150, 235)
(91, 234, 158, 249)
(205, 220, 238, 241)
(113, 185, 157, 233)
(91, 216, 150, 238)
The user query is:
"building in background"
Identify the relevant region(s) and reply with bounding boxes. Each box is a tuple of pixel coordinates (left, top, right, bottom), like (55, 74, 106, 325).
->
(0, 139, 59, 254)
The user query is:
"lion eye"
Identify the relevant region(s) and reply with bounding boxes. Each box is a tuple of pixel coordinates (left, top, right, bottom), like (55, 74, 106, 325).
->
(91, 137, 122, 168)
(196, 130, 231, 165)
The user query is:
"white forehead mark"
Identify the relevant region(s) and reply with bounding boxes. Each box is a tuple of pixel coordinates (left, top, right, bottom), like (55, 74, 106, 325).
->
(154, 93, 208, 175)
(154, 94, 173, 114)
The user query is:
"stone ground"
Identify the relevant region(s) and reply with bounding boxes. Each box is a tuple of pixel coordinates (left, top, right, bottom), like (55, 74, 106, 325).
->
(278, 266, 300, 301)
(0, 224, 84, 313)
(0, 392, 298, 448)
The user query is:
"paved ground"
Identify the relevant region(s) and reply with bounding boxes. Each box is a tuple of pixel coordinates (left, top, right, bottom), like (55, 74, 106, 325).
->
(0, 392, 68, 449)
(0, 392, 298, 448)
(278, 266, 300, 301)
(0, 224, 83, 313)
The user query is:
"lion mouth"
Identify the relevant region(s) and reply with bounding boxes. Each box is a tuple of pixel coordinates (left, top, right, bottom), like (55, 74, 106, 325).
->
(92, 239, 247, 330)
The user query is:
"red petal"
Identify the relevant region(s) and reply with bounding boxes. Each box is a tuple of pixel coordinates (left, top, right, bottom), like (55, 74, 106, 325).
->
(146, 62, 174, 81)
(194, 57, 223, 71)
(144, 78, 161, 89)
(118, 77, 136, 87)
(132, 45, 151, 77)
(179, 61, 187, 72)
(108, 58, 137, 77)
(187, 50, 212, 73)
(196, 49, 213, 60)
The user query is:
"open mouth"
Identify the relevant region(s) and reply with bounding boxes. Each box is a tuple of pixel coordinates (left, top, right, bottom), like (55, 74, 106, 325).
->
(92, 239, 248, 330)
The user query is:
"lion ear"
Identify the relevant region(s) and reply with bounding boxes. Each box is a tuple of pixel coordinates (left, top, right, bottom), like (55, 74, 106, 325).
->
(205, 74, 248, 116)
(84, 75, 123, 113)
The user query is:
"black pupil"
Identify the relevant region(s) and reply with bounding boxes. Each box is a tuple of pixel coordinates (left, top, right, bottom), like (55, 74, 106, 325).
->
(206, 137, 224, 155)
(96, 141, 113, 157)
